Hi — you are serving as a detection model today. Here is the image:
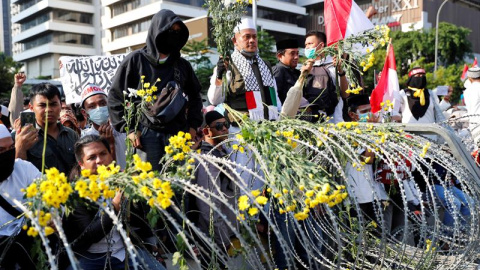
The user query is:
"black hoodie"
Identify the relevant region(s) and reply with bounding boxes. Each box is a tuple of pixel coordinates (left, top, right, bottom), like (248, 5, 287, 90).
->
(108, 9, 203, 134)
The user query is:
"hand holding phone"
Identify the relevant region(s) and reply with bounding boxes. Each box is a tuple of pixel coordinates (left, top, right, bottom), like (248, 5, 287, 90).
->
(20, 111, 35, 127)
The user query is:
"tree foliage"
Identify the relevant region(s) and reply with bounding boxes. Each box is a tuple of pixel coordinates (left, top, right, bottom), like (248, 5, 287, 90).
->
(362, 22, 472, 104)
(0, 53, 23, 99)
(181, 39, 214, 94)
(257, 28, 277, 65)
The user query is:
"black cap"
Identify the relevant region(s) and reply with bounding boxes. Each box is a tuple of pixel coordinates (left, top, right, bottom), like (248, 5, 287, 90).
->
(276, 39, 299, 51)
(346, 94, 370, 108)
(205, 110, 224, 126)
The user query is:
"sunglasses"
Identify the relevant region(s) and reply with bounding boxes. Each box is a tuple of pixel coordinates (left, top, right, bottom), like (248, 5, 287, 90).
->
(209, 121, 230, 131)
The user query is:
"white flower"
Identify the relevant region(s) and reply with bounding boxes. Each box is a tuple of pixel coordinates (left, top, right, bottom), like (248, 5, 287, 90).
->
(224, 0, 235, 7)
(127, 88, 138, 98)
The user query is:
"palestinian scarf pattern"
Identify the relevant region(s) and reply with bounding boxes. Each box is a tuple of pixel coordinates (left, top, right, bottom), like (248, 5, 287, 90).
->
(231, 50, 280, 121)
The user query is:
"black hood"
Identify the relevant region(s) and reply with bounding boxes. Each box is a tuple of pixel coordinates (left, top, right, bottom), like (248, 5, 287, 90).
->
(144, 9, 189, 62)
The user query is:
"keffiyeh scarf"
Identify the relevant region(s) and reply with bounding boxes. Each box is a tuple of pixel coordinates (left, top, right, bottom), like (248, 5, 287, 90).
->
(231, 50, 280, 120)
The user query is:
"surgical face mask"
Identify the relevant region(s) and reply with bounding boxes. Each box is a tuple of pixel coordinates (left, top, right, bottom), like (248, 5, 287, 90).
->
(358, 112, 369, 122)
(240, 49, 257, 58)
(87, 106, 109, 126)
(304, 43, 321, 59)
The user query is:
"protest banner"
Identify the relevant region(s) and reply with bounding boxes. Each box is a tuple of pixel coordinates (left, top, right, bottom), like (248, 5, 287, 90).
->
(59, 54, 127, 104)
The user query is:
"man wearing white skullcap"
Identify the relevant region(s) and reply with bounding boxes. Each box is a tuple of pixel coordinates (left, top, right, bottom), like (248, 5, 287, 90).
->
(208, 17, 282, 122)
(463, 66, 480, 144)
(0, 124, 41, 268)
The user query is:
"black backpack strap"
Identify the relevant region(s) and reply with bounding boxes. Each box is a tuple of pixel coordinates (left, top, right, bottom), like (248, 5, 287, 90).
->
(0, 194, 22, 218)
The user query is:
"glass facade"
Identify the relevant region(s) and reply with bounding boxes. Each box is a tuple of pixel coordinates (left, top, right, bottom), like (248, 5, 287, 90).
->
(246, 7, 305, 27)
(22, 32, 93, 51)
(21, 13, 50, 31)
(23, 34, 52, 50)
(111, 0, 156, 17)
(54, 10, 93, 24)
(112, 18, 150, 40)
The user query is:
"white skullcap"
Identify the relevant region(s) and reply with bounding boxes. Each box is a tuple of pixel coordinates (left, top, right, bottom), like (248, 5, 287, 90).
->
(235, 18, 256, 33)
(0, 105, 8, 117)
(0, 124, 10, 140)
(467, 66, 480, 79)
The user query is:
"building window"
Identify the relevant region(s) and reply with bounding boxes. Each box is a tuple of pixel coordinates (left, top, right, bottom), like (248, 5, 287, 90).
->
(112, 18, 151, 40)
(21, 12, 50, 31)
(56, 33, 93, 45)
(20, 0, 42, 12)
(246, 7, 305, 27)
(111, 0, 156, 17)
(23, 34, 53, 50)
(54, 10, 93, 24)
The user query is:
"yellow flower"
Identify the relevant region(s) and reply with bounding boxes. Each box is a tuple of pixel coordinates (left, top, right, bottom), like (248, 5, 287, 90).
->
(238, 195, 250, 211)
(141, 186, 153, 197)
(282, 188, 288, 194)
(255, 196, 268, 205)
(294, 212, 308, 221)
(144, 82, 151, 88)
(370, 221, 378, 228)
(160, 198, 171, 209)
(248, 207, 259, 216)
(27, 227, 38, 237)
(25, 183, 38, 198)
(305, 190, 315, 197)
(81, 169, 91, 177)
(232, 144, 239, 151)
(145, 96, 152, 103)
(237, 214, 245, 220)
(44, 226, 55, 236)
(251, 190, 261, 197)
(239, 146, 245, 153)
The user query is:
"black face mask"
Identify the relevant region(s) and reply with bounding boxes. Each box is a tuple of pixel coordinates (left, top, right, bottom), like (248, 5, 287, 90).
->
(156, 31, 183, 55)
(0, 148, 15, 182)
(407, 76, 427, 89)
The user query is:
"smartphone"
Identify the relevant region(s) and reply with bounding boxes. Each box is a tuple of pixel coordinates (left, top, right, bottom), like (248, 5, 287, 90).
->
(20, 111, 35, 127)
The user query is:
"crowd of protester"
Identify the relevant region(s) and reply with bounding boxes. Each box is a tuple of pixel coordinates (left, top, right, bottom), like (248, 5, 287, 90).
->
(0, 8, 477, 270)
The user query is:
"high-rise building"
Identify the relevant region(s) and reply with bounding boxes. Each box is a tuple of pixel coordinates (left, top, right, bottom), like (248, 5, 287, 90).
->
(101, 0, 306, 55)
(1, 0, 12, 56)
(10, 0, 102, 79)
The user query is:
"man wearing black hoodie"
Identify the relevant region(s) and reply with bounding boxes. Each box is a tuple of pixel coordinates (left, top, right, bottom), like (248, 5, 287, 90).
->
(108, 9, 203, 170)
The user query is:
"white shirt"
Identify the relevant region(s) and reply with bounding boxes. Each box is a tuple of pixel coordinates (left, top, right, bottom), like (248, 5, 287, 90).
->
(81, 126, 127, 169)
(346, 163, 389, 204)
(0, 159, 42, 236)
(346, 148, 389, 204)
(463, 81, 480, 142)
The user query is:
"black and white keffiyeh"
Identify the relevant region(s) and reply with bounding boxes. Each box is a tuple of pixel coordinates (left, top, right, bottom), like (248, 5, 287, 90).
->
(231, 50, 280, 120)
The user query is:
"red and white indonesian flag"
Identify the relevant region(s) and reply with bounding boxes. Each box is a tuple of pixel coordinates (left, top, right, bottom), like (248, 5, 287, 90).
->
(324, 0, 374, 46)
(370, 44, 399, 114)
(461, 57, 478, 81)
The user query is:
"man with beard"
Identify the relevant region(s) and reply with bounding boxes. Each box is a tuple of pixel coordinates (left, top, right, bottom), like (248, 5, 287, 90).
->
(108, 9, 203, 171)
(392, 67, 443, 124)
(0, 124, 41, 268)
(208, 18, 282, 122)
